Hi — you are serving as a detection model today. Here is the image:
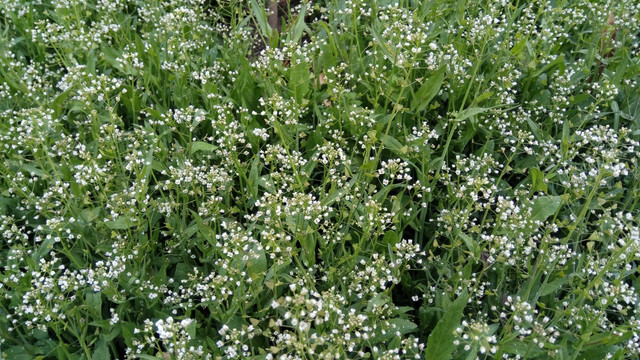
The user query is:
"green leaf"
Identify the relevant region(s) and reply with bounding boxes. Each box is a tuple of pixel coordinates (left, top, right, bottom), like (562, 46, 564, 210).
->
(540, 277, 567, 297)
(389, 318, 417, 335)
(383, 231, 398, 246)
(185, 320, 197, 339)
(102, 47, 123, 71)
(534, 54, 565, 77)
(190, 141, 218, 155)
(301, 233, 316, 266)
(33, 329, 49, 340)
(425, 291, 469, 360)
(500, 341, 547, 358)
(289, 59, 310, 105)
(248, 157, 262, 199)
(103, 326, 121, 342)
(578, 345, 623, 360)
(81, 208, 101, 223)
(52, 90, 70, 117)
(32, 235, 56, 262)
(412, 68, 445, 112)
(105, 216, 136, 230)
(3, 346, 33, 360)
(249, 0, 272, 39)
(526, 118, 543, 140)
(611, 100, 619, 129)
(323, 188, 344, 207)
(472, 91, 494, 106)
(91, 337, 110, 360)
(370, 26, 395, 61)
(382, 135, 408, 155)
(530, 168, 548, 193)
(86, 292, 103, 319)
(530, 196, 562, 223)
(510, 38, 527, 56)
(247, 249, 267, 280)
(134, 355, 164, 360)
(367, 293, 389, 311)
(454, 107, 489, 123)
(458, 233, 476, 258)
(305, 129, 323, 152)
(19, 162, 49, 179)
(292, 2, 307, 43)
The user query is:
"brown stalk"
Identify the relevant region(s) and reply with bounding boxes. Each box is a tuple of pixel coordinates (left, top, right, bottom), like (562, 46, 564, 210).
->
(268, 0, 279, 33)
(589, 11, 617, 83)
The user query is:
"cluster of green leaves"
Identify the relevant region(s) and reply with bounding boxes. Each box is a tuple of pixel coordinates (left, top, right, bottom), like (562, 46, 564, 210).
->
(0, 0, 639, 359)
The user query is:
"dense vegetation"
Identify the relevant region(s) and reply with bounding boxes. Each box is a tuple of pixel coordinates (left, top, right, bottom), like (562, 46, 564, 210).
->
(1, 0, 639, 358)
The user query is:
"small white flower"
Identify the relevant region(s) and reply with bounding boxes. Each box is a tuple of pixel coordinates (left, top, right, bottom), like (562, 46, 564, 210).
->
(181, 319, 193, 328)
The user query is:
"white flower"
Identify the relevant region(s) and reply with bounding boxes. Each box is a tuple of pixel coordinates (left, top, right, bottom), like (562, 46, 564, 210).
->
(181, 319, 193, 328)
(298, 321, 309, 332)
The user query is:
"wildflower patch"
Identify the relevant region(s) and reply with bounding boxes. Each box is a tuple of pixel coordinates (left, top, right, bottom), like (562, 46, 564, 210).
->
(0, 0, 639, 359)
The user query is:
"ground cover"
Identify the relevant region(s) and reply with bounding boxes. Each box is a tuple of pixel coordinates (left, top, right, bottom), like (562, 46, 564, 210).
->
(1, 0, 640, 358)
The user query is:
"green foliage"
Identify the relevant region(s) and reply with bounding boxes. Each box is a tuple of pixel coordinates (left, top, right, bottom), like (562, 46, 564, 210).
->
(0, 0, 639, 359)
(425, 291, 469, 360)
